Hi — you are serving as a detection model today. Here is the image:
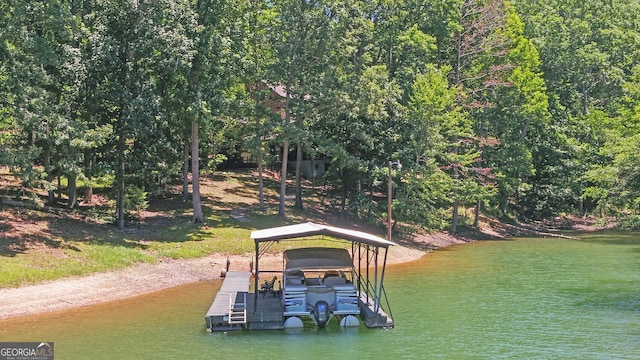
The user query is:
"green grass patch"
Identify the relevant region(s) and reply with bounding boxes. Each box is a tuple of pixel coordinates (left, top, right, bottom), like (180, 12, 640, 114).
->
(148, 226, 255, 259)
(146, 212, 350, 259)
(78, 242, 157, 270)
(0, 244, 155, 288)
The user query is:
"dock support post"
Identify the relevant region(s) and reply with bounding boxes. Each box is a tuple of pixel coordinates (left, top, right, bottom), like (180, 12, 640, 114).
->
(253, 241, 259, 312)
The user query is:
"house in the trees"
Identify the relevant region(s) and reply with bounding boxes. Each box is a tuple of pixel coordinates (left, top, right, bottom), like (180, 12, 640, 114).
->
(221, 82, 329, 179)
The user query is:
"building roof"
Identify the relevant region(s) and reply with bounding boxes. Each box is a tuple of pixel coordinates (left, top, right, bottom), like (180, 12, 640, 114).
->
(267, 83, 288, 98)
(250, 222, 396, 248)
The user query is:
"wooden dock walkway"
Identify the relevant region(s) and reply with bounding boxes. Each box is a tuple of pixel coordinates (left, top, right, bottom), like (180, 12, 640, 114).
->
(205, 271, 251, 331)
(205, 271, 285, 331)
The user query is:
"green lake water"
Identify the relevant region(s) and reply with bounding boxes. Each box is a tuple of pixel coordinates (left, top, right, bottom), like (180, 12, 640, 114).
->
(1, 232, 639, 359)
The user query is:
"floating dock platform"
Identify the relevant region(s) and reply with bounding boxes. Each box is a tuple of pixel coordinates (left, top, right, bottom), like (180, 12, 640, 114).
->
(204, 271, 393, 331)
(205, 271, 284, 331)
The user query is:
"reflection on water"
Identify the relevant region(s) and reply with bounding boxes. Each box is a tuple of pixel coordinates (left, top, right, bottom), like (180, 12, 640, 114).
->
(1, 232, 639, 359)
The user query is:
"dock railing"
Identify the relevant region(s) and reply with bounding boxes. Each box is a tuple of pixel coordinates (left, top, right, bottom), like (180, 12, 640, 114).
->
(379, 284, 394, 322)
(228, 293, 247, 325)
(358, 275, 394, 323)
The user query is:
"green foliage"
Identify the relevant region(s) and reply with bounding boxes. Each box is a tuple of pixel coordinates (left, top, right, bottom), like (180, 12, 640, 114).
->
(205, 154, 228, 174)
(124, 185, 148, 214)
(618, 215, 640, 231)
(2, 0, 640, 231)
(395, 168, 452, 230)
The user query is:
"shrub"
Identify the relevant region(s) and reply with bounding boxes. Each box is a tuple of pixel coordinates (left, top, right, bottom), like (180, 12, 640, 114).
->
(124, 185, 148, 214)
(618, 215, 640, 230)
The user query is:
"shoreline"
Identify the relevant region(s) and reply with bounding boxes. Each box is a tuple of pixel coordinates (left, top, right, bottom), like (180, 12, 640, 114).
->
(0, 245, 426, 321)
(0, 213, 605, 321)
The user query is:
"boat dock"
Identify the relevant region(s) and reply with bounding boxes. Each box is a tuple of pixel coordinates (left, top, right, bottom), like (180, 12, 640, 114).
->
(205, 271, 284, 331)
(204, 223, 397, 332)
(204, 270, 393, 331)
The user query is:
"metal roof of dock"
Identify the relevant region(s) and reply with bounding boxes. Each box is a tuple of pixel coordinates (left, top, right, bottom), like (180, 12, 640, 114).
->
(250, 222, 396, 248)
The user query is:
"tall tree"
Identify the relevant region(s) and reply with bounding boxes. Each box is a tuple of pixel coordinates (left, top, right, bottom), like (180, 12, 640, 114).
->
(514, 0, 640, 219)
(269, 0, 332, 216)
(404, 64, 466, 230)
(88, 0, 195, 228)
(582, 65, 640, 219)
(482, 4, 551, 219)
(449, 0, 511, 232)
(243, 0, 277, 212)
(312, 0, 407, 221)
(188, 0, 207, 223)
(1, 0, 82, 206)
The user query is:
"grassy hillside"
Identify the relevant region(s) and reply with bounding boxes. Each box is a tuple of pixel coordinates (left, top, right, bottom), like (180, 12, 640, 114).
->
(0, 170, 373, 288)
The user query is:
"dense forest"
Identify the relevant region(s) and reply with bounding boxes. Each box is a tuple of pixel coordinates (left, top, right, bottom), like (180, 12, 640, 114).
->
(1, 0, 639, 232)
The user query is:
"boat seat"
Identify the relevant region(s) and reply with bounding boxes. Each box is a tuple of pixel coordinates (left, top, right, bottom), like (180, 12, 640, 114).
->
(323, 276, 347, 287)
(284, 284, 308, 292)
(285, 275, 303, 285)
(305, 277, 322, 286)
(324, 270, 341, 278)
(332, 283, 357, 291)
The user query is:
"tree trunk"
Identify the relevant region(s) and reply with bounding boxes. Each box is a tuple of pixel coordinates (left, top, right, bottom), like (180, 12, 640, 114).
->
(473, 199, 480, 228)
(44, 146, 55, 204)
(340, 184, 347, 220)
(451, 153, 460, 233)
(84, 184, 93, 205)
(258, 139, 265, 211)
(192, 121, 204, 223)
(582, 85, 589, 115)
(190, 0, 204, 222)
(57, 175, 62, 201)
(279, 140, 289, 217)
(279, 81, 293, 217)
(84, 153, 93, 204)
(117, 152, 125, 230)
(451, 199, 459, 233)
(501, 192, 509, 217)
(294, 142, 303, 209)
(182, 129, 190, 200)
(67, 174, 77, 209)
(520, 117, 531, 140)
(339, 170, 347, 219)
(451, 161, 460, 233)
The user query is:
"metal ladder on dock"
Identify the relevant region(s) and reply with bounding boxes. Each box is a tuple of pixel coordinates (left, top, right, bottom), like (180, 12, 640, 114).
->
(227, 293, 247, 325)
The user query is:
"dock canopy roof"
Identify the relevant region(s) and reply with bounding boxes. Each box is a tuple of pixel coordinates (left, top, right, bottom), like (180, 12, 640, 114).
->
(284, 247, 353, 270)
(250, 222, 396, 248)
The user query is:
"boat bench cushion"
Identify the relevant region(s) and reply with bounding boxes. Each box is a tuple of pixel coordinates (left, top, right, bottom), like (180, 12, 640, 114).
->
(284, 284, 308, 292)
(285, 275, 303, 285)
(323, 276, 347, 287)
(332, 284, 357, 291)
